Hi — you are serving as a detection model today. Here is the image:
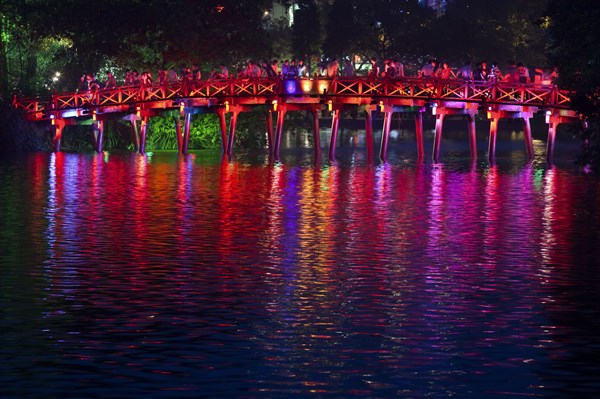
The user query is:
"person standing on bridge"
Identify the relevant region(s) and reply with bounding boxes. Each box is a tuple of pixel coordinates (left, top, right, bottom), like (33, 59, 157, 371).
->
(77, 75, 88, 92)
(297, 59, 308, 77)
(343, 59, 355, 77)
(287, 60, 298, 78)
(281, 60, 290, 77)
(393, 58, 404, 78)
(271, 60, 280, 76)
(123, 70, 132, 86)
(437, 61, 453, 79)
(192, 64, 201, 82)
(105, 71, 117, 88)
(489, 62, 502, 82)
(219, 63, 229, 79)
(517, 63, 530, 84)
(168, 67, 178, 86)
(457, 61, 473, 81)
(369, 57, 380, 77)
(262, 60, 277, 78)
(419, 59, 437, 78)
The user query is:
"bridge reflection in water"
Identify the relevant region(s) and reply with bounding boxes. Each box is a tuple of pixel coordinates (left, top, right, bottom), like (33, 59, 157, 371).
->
(13, 77, 580, 162)
(2, 151, 598, 397)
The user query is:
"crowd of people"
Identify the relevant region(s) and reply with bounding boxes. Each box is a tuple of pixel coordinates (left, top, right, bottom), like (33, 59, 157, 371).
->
(416, 59, 559, 85)
(76, 57, 560, 93)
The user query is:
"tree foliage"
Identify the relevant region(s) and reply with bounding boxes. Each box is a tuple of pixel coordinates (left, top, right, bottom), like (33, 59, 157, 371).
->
(547, 0, 600, 170)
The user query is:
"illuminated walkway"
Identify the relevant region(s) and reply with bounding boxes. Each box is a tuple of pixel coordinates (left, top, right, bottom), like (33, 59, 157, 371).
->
(13, 77, 579, 162)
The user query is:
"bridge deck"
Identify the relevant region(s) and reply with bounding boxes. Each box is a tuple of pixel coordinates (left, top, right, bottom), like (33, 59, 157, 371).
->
(13, 77, 575, 121)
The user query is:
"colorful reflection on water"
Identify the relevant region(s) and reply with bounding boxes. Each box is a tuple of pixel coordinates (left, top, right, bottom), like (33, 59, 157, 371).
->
(1, 150, 599, 398)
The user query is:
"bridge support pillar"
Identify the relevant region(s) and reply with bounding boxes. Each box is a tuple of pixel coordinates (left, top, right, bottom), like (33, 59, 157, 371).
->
(218, 109, 228, 154)
(380, 111, 393, 161)
(274, 106, 286, 160)
(546, 118, 560, 163)
(93, 120, 104, 153)
(329, 110, 340, 159)
(181, 112, 192, 155)
(52, 118, 66, 152)
(468, 113, 477, 159)
(139, 117, 149, 154)
(365, 110, 374, 162)
(488, 117, 499, 163)
(432, 114, 445, 163)
(226, 111, 239, 156)
(127, 118, 140, 152)
(523, 117, 533, 161)
(415, 111, 424, 160)
(265, 111, 274, 156)
(311, 109, 321, 159)
(174, 117, 183, 153)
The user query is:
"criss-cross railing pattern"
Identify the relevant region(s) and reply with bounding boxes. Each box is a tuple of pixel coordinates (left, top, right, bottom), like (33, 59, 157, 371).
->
(13, 77, 574, 120)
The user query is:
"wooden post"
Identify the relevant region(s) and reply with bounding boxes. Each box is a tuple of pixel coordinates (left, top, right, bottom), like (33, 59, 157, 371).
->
(52, 119, 65, 152)
(174, 116, 183, 153)
(311, 109, 321, 158)
(328, 109, 340, 159)
(139, 117, 149, 154)
(365, 109, 374, 162)
(129, 118, 140, 152)
(274, 106, 286, 160)
(182, 112, 191, 155)
(415, 111, 424, 160)
(488, 117, 499, 163)
(265, 110, 274, 156)
(95, 120, 104, 153)
(218, 109, 228, 154)
(379, 111, 393, 161)
(468, 113, 477, 159)
(546, 118, 560, 163)
(226, 110, 239, 156)
(432, 113, 445, 163)
(523, 117, 533, 161)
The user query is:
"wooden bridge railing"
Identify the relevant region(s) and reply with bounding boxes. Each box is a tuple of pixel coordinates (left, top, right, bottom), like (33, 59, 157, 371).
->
(12, 77, 574, 119)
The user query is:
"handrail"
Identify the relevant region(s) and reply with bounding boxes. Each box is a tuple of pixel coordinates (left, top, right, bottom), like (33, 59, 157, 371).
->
(12, 77, 574, 118)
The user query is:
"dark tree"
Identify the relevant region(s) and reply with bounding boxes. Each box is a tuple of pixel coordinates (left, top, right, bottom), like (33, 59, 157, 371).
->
(291, 0, 322, 72)
(547, 0, 600, 170)
(430, 0, 548, 67)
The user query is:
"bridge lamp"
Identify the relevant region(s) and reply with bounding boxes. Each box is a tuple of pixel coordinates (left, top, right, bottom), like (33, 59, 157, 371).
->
(50, 114, 55, 125)
(272, 100, 278, 111)
(327, 100, 333, 112)
(136, 106, 141, 117)
(545, 110, 552, 124)
(179, 102, 185, 115)
(285, 80, 298, 94)
(301, 81, 312, 93)
(378, 101, 384, 112)
(318, 81, 329, 94)
(225, 101, 230, 112)
(92, 110, 97, 121)
(431, 102, 438, 115)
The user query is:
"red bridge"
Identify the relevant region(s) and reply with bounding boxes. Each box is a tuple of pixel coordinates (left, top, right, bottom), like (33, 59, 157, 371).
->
(12, 77, 580, 162)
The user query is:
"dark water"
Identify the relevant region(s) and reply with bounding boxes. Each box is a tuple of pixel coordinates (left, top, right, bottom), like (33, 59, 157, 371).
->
(1, 126, 600, 398)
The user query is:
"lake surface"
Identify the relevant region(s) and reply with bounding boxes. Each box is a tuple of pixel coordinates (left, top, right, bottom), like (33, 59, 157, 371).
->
(1, 125, 600, 398)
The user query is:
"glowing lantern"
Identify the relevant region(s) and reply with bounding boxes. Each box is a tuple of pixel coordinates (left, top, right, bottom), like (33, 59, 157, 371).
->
(301, 80, 312, 93)
(272, 100, 278, 111)
(327, 100, 333, 112)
